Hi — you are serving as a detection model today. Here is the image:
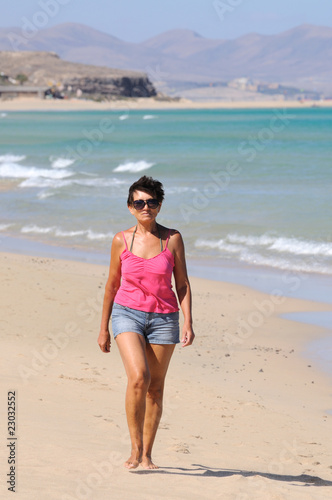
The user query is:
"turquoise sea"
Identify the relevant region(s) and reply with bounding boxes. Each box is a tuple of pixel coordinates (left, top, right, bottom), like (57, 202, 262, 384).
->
(1, 107, 331, 276)
(1, 106, 332, 375)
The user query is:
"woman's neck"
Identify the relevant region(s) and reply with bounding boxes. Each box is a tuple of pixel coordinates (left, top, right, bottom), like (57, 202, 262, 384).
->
(136, 221, 159, 235)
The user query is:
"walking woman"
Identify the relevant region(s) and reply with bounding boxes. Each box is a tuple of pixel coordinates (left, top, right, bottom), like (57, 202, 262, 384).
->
(98, 175, 195, 469)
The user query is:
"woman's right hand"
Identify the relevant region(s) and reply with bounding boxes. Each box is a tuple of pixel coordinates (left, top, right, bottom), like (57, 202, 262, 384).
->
(98, 330, 111, 353)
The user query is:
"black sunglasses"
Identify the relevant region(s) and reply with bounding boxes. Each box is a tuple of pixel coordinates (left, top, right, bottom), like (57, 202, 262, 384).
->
(133, 199, 160, 210)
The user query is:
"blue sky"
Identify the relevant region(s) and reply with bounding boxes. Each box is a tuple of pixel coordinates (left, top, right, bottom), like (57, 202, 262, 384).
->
(2, 0, 332, 42)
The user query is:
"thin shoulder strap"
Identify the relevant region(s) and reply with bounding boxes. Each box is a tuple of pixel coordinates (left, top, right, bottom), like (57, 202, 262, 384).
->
(157, 224, 163, 251)
(121, 231, 128, 250)
(165, 229, 171, 249)
(129, 226, 137, 252)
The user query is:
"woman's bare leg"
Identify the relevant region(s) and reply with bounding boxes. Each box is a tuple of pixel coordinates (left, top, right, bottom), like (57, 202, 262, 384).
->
(141, 343, 175, 469)
(115, 332, 150, 469)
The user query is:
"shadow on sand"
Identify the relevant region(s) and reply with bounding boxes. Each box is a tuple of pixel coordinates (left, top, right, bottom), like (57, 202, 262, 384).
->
(131, 463, 332, 486)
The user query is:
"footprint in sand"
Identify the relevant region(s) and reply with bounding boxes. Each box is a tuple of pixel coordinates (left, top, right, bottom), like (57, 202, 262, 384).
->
(170, 443, 190, 454)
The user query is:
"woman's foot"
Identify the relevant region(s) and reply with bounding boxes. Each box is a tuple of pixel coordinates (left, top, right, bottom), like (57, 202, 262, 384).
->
(140, 454, 159, 469)
(124, 451, 141, 469)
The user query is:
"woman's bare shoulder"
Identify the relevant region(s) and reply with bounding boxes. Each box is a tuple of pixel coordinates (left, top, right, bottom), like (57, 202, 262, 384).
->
(112, 227, 134, 250)
(166, 229, 184, 253)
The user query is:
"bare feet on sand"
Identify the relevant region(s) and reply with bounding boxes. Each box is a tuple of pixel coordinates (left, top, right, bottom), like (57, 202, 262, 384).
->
(124, 452, 141, 469)
(140, 455, 159, 470)
(124, 452, 159, 470)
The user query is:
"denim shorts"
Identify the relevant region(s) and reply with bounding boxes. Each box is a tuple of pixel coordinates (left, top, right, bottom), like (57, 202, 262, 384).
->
(111, 303, 180, 344)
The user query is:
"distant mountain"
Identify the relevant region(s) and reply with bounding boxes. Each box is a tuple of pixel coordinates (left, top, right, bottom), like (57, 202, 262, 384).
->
(1, 22, 332, 93)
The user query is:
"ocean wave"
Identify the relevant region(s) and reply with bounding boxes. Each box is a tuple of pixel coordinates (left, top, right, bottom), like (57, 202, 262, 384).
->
(0, 163, 73, 181)
(20, 178, 72, 188)
(119, 114, 129, 120)
(237, 252, 331, 275)
(21, 224, 114, 241)
(196, 239, 243, 254)
(143, 115, 156, 120)
(113, 161, 155, 173)
(0, 113, 7, 118)
(77, 177, 125, 187)
(227, 234, 276, 246)
(195, 234, 332, 275)
(37, 191, 55, 200)
(0, 223, 13, 231)
(21, 224, 55, 234)
(0, 154, 26, 163)
(167, 186, 199, 194)
(20, 176, 125, 189)
(227, 234, 332, 256)
(50, 157, 76, 169)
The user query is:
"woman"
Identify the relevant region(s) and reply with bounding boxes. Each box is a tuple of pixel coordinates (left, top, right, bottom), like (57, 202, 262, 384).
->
(98, 175, 195, 470)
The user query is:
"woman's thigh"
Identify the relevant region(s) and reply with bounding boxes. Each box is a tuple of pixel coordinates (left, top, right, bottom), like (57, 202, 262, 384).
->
(146, 343, 175, 387)
(115, 331, 149, 380)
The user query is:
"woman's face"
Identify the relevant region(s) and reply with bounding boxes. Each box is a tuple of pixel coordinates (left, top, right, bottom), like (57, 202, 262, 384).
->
(128, 190, 161, 222)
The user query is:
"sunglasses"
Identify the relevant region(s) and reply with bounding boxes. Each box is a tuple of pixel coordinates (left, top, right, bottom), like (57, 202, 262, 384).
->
(133, 199, 160, 210)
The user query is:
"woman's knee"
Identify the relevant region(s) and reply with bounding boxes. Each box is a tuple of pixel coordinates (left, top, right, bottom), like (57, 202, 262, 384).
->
(129, 370, 151, 391)
(146, 382, 164, 403)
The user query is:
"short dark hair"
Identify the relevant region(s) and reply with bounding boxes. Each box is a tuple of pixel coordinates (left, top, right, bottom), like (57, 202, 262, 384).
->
(127, 176, 165, 205)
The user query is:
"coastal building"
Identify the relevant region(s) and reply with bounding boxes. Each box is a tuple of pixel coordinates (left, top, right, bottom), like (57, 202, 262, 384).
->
(0, 86, 48, 99)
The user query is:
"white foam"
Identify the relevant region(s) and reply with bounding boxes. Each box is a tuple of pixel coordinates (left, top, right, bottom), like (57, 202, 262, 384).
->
(0, 163, 73, 180)
(143, 115, 156, 120)
(0, 223, 13, 231)
(1, 113, 7, 118)
(227, 234, 276, 247)
(113, 161, 155, 173)
(195, 234, 332, 275)
(196, 238, 243, 254)
(20, 224, 114, 241)
(20, 178, 72, 188)
(21, 224, 55, 234)
(269, 237, 332, 257)
(50, 157, 75, 169)
(167, 186, 199, 194)
(20, 176, 125, 189)
(37, 191, 55, 200)
(119, 114, 129, 120)
(0, 154, 26, 163)
(76, 177, 125, 187)
(237, 252, 331, 275)
(227, 233, 332, 257)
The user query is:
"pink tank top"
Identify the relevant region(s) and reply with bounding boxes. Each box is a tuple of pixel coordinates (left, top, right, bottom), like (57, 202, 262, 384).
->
(114, 228, 179, 313)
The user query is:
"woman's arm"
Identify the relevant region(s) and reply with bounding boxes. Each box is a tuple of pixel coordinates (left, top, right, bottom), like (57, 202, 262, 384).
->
(98, 233, 123, 353)
(171, 231, 195, 347)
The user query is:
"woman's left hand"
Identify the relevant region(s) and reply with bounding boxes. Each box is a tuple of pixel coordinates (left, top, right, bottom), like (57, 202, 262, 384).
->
(181, 325, 195, 347)
(98, 329, 111, 353)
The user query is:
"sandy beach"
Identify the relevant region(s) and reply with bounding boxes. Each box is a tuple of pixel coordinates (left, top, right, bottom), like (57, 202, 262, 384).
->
(1, 96, 332, 112)
(1, 251, 332, 499)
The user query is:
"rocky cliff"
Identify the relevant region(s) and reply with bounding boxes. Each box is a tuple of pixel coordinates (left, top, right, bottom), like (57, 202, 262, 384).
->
(0, 51, 157, 98)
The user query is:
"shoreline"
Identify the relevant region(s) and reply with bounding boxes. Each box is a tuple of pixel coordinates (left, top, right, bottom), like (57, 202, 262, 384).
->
(2, 232, 332, 304)
(1, 250, 332, 498)
(1, 232, 332, 381)
(1, 96, 332, 112)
